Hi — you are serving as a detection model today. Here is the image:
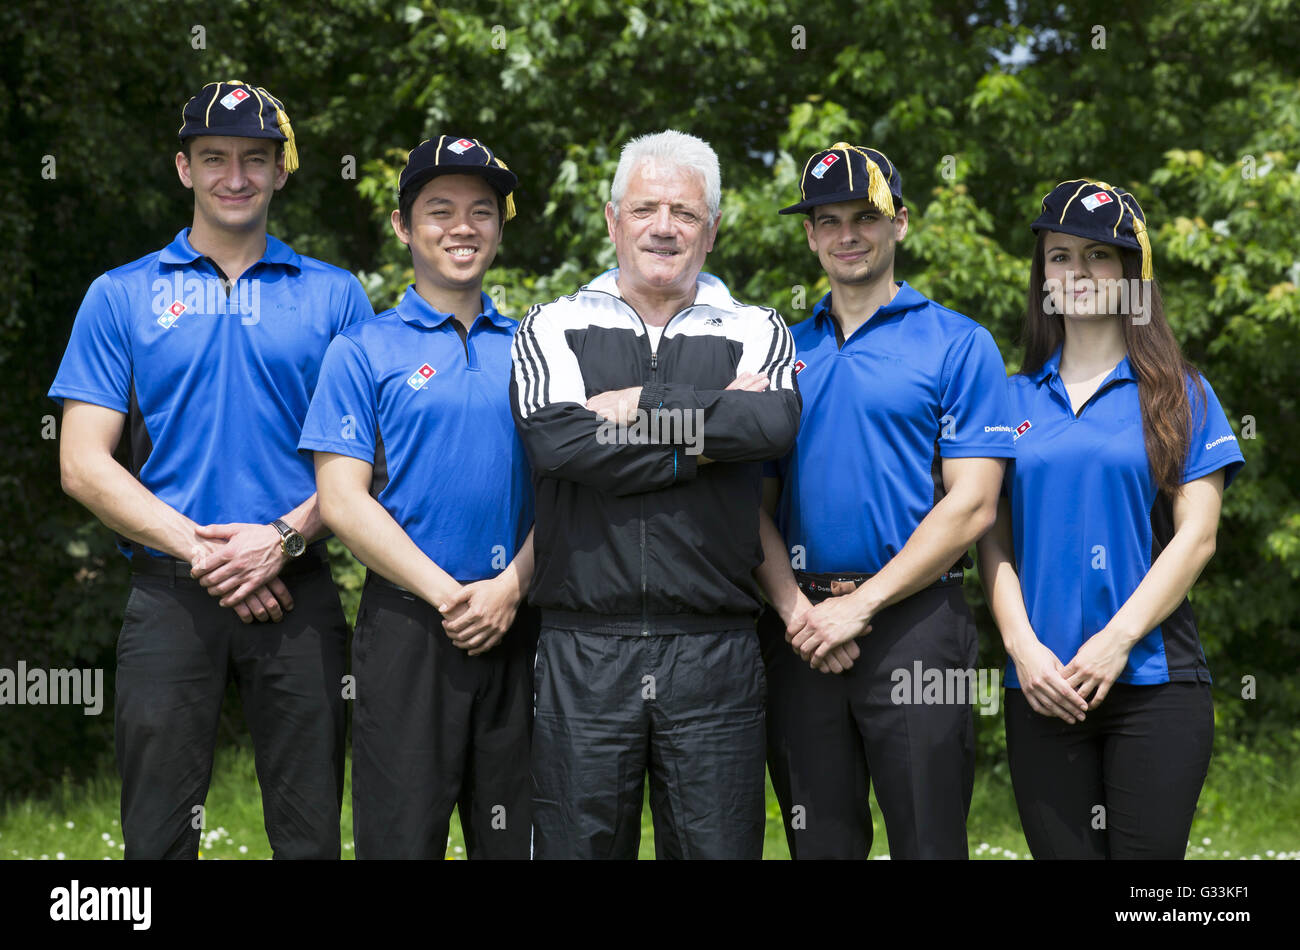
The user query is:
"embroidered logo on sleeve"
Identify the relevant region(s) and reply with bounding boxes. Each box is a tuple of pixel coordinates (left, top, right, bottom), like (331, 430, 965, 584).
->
(1014, 420, 1032, 439)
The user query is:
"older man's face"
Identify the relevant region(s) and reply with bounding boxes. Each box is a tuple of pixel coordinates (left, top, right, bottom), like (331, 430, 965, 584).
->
(605, 160, 718, 302)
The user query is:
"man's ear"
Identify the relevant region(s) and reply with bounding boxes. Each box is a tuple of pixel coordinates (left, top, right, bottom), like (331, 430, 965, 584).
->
(175, 151, 194, 189)
(704, 212, 721, 253)
(893, 205, 909, 242)
(803, 216, 817, 252)
(604, 201, 618, 243)
(273, 149, 289, 191)
(390, 208, 411, 246)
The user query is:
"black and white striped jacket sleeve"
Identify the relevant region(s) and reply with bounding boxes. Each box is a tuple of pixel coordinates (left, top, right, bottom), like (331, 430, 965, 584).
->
(636, 306, 801, 463)
(511, 303, 693, 496)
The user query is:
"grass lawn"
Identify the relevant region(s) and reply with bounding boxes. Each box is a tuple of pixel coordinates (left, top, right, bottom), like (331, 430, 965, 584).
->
(2, 742, 1296, 860)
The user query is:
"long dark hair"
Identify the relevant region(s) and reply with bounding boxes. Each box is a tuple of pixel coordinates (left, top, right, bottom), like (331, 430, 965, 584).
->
(1020, 232, 1205, 496)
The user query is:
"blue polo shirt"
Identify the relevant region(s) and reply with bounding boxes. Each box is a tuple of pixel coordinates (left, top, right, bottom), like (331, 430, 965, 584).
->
(299, 285, 533, 583)
(48, 229, 374, 556)
(768, 283, 1014, 574)
(1005, 347, 1245, 686)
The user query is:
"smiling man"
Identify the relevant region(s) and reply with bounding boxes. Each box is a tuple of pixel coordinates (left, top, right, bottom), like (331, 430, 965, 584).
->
(754, 143, 1014, 859)
(511, 129, 801, 859)
(301, 137, 536, 859)
(49, 81, 374, 858)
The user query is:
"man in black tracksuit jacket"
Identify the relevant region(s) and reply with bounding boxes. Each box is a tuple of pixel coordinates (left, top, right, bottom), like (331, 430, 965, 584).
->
(510, 130, 801, 858)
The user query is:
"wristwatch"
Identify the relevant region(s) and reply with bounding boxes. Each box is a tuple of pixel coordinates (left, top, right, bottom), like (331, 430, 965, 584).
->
(271, 519, 306, 558)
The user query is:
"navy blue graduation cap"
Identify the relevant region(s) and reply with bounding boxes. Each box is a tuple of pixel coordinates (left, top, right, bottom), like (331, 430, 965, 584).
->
(399, 136, 518, 221)
(178, 80, 298, 173)
(1031, 179, 1153, 279)
(780, 143, 903, 217)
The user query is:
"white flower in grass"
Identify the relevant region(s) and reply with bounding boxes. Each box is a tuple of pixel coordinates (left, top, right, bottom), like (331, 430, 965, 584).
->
(101, 832, 110, 840)
(238, 845, 248, 854)
(1267, 850, 1275, 857)
(65, 821, 75, 829)
(106, 840, 115, 848)
(41, 854, 49, 860)
(1202, 837, 1211, 845)
(56, 852, 65, 860)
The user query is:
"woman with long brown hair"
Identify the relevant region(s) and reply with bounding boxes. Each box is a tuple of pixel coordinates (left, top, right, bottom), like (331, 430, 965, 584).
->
(977, 180, 1244, 858)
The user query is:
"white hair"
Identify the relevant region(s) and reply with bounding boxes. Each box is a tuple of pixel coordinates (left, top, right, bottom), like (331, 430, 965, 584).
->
(609, 130, 721, 221)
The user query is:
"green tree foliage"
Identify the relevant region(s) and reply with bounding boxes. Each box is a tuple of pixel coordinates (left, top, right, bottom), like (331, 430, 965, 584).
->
(2, 0, 1296, 795)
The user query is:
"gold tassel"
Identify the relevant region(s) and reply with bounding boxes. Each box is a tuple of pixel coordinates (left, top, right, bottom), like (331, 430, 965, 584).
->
(834, 143, 896, 218)
(865, 158, 895, 219)
(274, 105, 299, 174)
(494, 157, 516, 221)
(1131, 211, 1153, 280)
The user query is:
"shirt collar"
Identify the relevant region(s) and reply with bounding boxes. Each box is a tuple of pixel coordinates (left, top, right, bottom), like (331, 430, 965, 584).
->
(812, 280, 926, 329)
(158, 228, 302, 271)
(1032, 345, 1137, 385)
(585, 268, 735, 309)
(395, 285, 510, 330)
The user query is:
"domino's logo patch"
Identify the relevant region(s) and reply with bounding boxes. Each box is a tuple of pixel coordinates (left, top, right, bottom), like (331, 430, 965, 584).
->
(407, 363, 436, 390)
(158, 300, 186, 329)
(447, 138, 476, 155)
(1080, 192, 1113, 213)
(794, 360, 807, 374)
(220, 88, 251, 110)
(811, 154, 839, 180)
(1014, 420, 1032, 439)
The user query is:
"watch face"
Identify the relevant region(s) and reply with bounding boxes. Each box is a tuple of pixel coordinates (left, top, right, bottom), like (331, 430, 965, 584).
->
(284, 533, 307, 557)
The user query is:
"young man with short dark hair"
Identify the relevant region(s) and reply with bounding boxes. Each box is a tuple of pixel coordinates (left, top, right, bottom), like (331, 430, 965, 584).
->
(302, 136, 536, 859)
(50, 80, 374, 859)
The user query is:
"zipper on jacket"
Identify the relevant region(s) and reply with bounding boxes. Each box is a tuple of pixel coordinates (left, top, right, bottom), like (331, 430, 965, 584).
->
(591, 289, 691, 636)
(641, 330, 659, 636)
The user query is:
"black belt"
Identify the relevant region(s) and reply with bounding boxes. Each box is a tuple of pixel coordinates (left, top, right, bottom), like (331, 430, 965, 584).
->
(130, 540, 330, 583)
(795, 565, 965, 600)
(365, 572, 415, 596)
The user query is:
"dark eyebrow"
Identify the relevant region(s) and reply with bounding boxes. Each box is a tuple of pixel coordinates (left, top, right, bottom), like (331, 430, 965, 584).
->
(422, 196, 496, 208)
(1048, 242, 1110, 253)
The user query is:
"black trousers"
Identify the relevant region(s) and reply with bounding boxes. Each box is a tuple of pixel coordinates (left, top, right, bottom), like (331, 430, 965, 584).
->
(351, 577, 537, 859)
(1004, 681, 1214, 859)
(758, 585, 979, 859)
(115, 564, 348, 859)
(530, 626, 767, 860)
